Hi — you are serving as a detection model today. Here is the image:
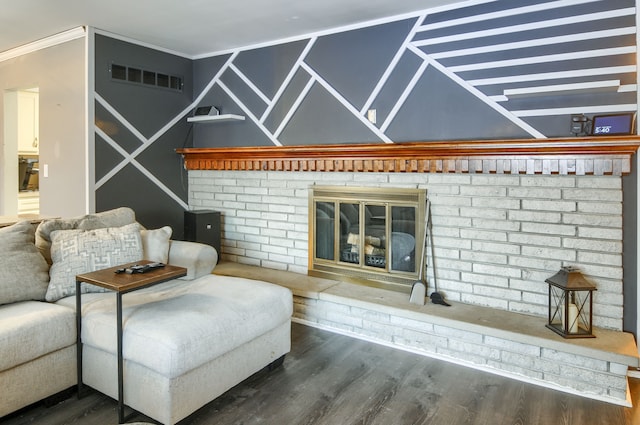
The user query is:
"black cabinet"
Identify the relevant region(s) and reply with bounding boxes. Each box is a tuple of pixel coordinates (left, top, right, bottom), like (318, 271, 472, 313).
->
(184, 210, 221, 263)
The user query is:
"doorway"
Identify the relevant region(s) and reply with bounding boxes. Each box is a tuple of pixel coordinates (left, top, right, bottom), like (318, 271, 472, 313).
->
(2, 87, 39, 216)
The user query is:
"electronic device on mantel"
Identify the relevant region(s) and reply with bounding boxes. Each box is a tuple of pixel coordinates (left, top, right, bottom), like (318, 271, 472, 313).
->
(591, 113, 635, 136)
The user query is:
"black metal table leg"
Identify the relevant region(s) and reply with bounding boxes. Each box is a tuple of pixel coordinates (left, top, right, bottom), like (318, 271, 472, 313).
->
(117, 292, 124, 423)
(75, 280, 83, 398)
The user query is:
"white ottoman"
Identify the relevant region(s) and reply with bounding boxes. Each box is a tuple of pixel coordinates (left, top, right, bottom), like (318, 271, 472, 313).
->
(58, 274, 292, 425)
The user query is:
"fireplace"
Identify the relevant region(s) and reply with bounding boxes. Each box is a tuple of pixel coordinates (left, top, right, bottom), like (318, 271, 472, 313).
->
(178, 137, 640, 332)
(308, 186, 427, 291)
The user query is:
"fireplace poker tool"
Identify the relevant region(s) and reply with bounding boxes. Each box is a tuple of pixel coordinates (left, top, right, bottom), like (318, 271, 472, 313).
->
(426, 199, 450, 307)
(410, 198, 429, 305)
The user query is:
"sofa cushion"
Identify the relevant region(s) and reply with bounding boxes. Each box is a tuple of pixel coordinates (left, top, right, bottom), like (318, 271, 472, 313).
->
(0, 221, 50, 305)
(57, 274, 293, 378)
(36, 207, 136, 264)
(140, 226, 172, 263)
(0, 301, 76, 371)
(45, 223, 143, 302)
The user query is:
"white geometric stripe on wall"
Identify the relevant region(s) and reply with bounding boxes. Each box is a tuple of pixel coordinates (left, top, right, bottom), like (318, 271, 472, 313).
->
(97, 0, 637, 197)
(188, 0, 636, 145)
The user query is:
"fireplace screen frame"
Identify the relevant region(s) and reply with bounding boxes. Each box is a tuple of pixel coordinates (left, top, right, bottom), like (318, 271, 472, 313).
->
(308, 185, 427, 292)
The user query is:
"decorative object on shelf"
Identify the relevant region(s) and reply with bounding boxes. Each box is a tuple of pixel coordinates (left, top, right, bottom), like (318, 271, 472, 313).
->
(186, 114, 245, 123)
(545, 266, 596, 338)
(194, 105, 220, 116)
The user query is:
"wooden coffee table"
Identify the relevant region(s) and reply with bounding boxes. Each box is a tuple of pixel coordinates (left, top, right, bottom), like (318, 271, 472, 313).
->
(75, 260, 187, 423)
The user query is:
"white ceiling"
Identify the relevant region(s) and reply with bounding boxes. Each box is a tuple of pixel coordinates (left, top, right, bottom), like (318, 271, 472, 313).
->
(1, 0, 466, 58)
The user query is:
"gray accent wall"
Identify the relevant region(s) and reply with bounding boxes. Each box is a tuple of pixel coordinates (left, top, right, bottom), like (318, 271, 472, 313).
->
(94, 34, 193, 236)
(191, 0, 637, 146)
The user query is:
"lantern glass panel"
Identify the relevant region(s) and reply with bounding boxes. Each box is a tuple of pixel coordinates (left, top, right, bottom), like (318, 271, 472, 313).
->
(547, 285, 594, 338)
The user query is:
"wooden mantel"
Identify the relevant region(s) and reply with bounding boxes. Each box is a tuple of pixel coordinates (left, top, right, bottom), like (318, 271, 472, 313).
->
(176, 137, 640, 175)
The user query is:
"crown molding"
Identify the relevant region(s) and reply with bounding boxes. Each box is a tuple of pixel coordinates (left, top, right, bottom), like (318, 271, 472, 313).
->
(0, 26, 86, 63)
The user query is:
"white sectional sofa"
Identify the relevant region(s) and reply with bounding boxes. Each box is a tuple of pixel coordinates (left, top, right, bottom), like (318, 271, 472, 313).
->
(0, 208, 292, 424)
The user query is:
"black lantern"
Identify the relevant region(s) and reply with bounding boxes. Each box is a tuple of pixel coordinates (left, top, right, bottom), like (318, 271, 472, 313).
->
(545, 266, 596, 338)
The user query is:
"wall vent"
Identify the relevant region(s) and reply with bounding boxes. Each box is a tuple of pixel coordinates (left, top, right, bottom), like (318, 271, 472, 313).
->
(110, 63, 183, 92)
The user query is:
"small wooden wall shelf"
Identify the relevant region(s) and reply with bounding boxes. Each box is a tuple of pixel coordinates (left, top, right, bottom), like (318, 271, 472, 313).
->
(176, 137, 640, 176)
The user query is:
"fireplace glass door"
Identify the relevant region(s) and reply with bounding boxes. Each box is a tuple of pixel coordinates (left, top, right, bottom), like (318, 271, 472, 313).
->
(310, 186, 426, 291)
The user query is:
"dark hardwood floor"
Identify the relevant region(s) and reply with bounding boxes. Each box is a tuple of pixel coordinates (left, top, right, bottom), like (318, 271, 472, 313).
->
(4, 323, 639, 425)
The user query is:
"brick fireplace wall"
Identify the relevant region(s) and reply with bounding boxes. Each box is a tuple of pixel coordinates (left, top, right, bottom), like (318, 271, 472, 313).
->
(188, 169, 624, 331)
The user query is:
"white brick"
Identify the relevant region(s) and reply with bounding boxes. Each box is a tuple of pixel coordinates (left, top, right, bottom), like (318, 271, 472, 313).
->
(269, 237, 295, 249)
(521, 222, 576, 236)
(508, 187, 562, 199)
(262, 244, 288, 255)
(472, 263, 522, 279)
(261, 260, 288, 270)
(433, 195, 471, 207)
(484, 336, 540, 356)
(437, 347, 488, 366)
(471, 218, 520, 232)
(609, 362, 629, 375)
(425, 174, 471, 185)
(563, 238, 621, 252)
(508, 255, 562, 272)
(472, 241, 520, 255)
(460, 185, 507, 197)
(460, 228, 507, 242)
(448, 339, 501, 360)
(460, 250, 507, 264)
(222, 200, 246, 210)
(563, 189, 622, 202)
(244, 249, 269, 260)
(435, 236, 472, 250)
(474, 285, 522, 301)
(508, 210, 561, 223)
(436, 216, 472, 227)
(521, 246, 576, 262)
(472, 197, 521, 209)
(433, 325, 483, 344)
(578, 251, 621, 267)
(577, 176, 619, 189)
(522, 199, 576, 212)
(459, 207, 506, 220)
(471, 175, 520, 186)
(520, 176, 575, 188)
(563, 213, 621, 227)
(541, 349, 608, 372)
(461, 272, 509, 288)
(508, 233, 561, 247)
(269, 203, 297, 213)
(578, 202, 621, 215)
(236, 225, 260, 235)
(396, 328, 445, 348)
(577, 226, 622, 240)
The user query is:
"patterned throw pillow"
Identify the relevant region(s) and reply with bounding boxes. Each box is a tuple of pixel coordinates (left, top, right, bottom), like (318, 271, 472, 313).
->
(45, 223, 143, 302)
(35, 207, 137, 265)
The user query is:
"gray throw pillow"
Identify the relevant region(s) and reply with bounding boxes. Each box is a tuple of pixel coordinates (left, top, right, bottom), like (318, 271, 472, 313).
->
(0, 221, 50, 305)
(140, 226, 172, 263)
(35, 207, 136, 264)
(45, 223, 143, 302)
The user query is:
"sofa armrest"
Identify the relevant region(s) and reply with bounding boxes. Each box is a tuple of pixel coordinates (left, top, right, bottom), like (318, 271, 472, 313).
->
(167, 240, 217, 280)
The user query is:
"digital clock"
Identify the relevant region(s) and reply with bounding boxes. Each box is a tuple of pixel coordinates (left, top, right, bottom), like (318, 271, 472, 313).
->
(591, 113, 635, 136)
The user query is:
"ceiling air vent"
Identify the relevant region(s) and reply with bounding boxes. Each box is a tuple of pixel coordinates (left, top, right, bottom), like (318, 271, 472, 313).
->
(110, 63, 183, 92)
